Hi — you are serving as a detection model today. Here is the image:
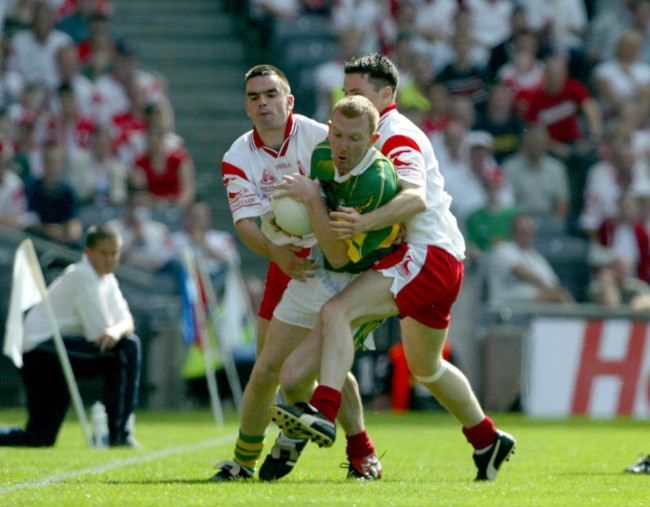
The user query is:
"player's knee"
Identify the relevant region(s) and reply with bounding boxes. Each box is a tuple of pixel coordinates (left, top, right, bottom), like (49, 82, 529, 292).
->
(411, 360, 448, 384)
(278, 362, 299, 396)
(320, 299, 344, 327)
(249, 359, 281, 388)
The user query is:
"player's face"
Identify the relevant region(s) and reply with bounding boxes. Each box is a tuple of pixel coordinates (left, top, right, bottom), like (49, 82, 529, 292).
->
(245, 75, 294, 131)
(86, 238, 121, 276)
(343, 73, 385, 112)
(329, 109, 377, 174)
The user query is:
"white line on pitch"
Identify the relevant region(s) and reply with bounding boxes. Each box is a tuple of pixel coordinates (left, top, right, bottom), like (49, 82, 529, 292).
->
(0, 434, 236, 494)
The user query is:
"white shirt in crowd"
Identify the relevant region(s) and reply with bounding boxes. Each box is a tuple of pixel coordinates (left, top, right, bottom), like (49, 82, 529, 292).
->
(488, 241, 560, 305)
(8, 28, 73, 89)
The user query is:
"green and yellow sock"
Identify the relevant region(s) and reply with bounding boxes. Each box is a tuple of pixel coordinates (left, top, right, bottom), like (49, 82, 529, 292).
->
(234, 431, 266, 472)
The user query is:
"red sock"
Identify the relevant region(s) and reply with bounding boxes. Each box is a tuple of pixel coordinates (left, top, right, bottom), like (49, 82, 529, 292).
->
(311, 385, 342, 423)
(462, 416, 496, 451)
(346, 429, 375, 459)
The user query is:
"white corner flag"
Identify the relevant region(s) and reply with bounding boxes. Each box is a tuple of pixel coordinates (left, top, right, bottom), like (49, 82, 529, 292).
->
(4, 239, 43, 368)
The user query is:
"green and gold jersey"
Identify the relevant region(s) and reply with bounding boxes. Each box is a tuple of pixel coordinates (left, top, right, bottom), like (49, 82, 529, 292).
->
(311, 140, 400, 273)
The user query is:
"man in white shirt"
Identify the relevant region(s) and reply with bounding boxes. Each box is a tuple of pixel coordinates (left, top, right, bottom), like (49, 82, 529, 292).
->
(7, 3, 73, 90)
(0, 224, 141, 447)
(488, 213, 574, 305)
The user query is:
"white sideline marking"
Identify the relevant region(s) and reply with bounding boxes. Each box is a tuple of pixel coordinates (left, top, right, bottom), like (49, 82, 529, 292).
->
(0, 434, 236, 494)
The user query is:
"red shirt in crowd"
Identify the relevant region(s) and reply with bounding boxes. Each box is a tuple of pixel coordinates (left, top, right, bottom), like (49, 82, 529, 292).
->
(135, 147, 189, 199)
(520, 79, 592, 143)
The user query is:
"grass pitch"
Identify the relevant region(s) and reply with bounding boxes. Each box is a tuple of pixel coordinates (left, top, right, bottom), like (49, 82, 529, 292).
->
(0, 408, 648, 506)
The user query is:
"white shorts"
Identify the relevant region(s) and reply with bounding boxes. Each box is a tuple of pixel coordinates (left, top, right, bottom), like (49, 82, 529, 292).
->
(273, 268, 358, 330)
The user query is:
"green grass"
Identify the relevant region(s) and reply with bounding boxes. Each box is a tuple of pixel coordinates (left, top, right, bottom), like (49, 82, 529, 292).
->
(0, 408, 648, 506)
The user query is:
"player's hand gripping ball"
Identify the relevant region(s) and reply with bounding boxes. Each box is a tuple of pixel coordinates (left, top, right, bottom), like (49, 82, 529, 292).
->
(270, 194, 314, 237)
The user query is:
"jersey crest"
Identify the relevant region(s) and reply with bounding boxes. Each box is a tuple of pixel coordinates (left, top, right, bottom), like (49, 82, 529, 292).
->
(261, 169, 277, 185)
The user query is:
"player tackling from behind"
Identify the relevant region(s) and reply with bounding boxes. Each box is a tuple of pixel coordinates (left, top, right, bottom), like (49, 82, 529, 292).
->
(273, 54, 516, 481)
(213, 64, 381, 481)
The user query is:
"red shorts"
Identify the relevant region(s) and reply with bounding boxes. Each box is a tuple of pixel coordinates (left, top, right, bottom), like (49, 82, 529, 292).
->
(258, 248, 310, 320)
(372, 243, 464, 329)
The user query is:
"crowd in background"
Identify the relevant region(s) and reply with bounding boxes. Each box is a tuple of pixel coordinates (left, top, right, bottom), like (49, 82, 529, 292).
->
(0, 0, 240, 287)
(4, 0, 650, 311)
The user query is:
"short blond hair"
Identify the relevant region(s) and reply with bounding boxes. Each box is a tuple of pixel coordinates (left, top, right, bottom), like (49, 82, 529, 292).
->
(331, 95, 379, 136)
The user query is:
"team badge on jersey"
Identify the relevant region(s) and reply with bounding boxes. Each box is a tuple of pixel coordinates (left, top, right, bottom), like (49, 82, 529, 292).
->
(261, 169, 277, 185)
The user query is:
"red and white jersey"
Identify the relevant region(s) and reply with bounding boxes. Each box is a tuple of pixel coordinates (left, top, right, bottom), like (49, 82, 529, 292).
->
(222, 112, 328, 224)
(376, 104, 465, 260)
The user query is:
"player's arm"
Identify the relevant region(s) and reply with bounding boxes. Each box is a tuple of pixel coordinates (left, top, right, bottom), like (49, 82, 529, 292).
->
(275, 173, 350, 269)
(329, 179, 425, 239)
(235, 217, 316, 281)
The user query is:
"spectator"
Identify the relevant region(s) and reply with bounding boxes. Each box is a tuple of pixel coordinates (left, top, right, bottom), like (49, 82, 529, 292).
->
(473, 82, 525, 163)
(464, 0, 514, 52)
(55, 44, 94, 118)
(331, 0, 396, 56)
(502, 124, 569, 220)
(107, 189, 175, 272)
(445, 130, 514, 227)
(111, 76, 148, 170)
(587, 255, 650, 311)
(593, 29, 650, 121)
(55, 0, 99, 43)
(436, 29, 490, 109)
(171, 200, 240, 288)
(92, 38, 164, 125)
(67, 125, 127, 205)
(397, 50, 436, 116)
(312, 27, 363, 123)
(0, 224, 141, 447)
(518, 0, 588, 78)
(26, 142, 83, 246)
(579, 126, 650, 238)
(420, 80, 449, 137)
(431, 119, 468, 179)
(465, 166, 519, 262)
(411, 0, 459, 48)
(45, 83, 95, 165)
(596, 192, 650, 282)
(130, 126, 195, 208)
(78, 10, 117, 77)
(487, 6, 531, 78)
(487, 213, 575, 306)
(0, 44, 24, 109)
(522, 54, 603, 159)
(587, 0, 638, 64)
(7, 2, 73, 90)
(496, 29, 545, 97)
(0, 138, 36, 229)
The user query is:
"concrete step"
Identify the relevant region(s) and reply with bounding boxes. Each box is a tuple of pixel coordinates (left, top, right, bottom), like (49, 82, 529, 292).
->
(162, 65, 246, 88)
(112, 0, 223, 15)
(117, 19, 233, 39)
(135, 38, 245, 64)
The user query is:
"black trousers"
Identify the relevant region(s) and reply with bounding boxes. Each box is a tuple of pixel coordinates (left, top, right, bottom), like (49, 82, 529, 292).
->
(5, 334, 141, 447)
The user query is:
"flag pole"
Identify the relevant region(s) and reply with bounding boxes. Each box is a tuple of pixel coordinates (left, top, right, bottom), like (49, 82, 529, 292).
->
(23, 240, 93, 448)
(195, 259, 243, 415)
(182, 248, 224, 426)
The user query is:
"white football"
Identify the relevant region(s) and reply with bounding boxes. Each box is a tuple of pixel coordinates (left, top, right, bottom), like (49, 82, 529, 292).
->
(270, 194, 314, 237)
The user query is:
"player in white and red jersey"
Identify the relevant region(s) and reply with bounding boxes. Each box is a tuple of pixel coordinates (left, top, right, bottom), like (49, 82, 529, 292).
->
(273, 54, 516, 482)
(212, 64, 381, 482)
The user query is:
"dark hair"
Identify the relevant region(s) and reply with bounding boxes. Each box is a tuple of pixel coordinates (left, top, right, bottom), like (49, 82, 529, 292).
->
(344, 53, 400, 97)
(86, 224, 120, 248)
(245, 64, 291, 93)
